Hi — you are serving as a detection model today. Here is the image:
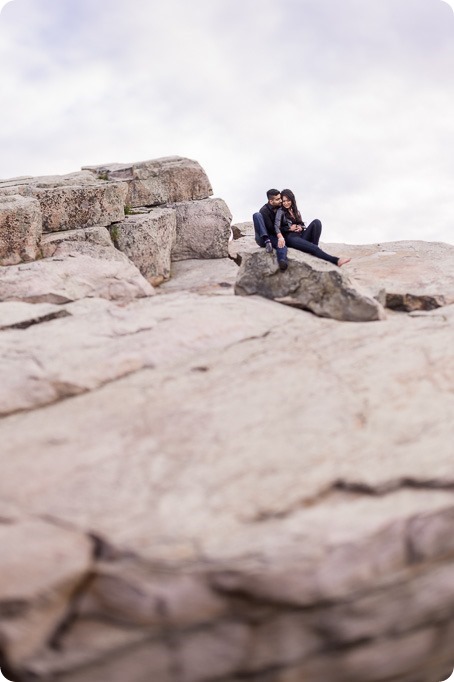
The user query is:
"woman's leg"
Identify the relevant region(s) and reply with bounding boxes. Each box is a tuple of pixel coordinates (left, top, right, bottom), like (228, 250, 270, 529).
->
(302, 219, 322, 245)
(285, 232, 338, 265)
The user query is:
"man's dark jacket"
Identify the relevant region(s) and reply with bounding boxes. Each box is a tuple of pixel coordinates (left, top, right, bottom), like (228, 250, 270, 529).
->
(259, 203, 279, 237)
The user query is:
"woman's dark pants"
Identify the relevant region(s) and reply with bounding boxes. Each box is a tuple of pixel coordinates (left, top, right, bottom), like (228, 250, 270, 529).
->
(285, 219, 338, 265)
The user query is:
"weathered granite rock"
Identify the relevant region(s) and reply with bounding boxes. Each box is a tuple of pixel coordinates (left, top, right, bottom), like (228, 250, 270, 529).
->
(110, 208, 177, 285)
(82, 156, 213, 208)
(0, 172, 127, 232)
(0, 293, 454, 681)
(321, 240, 454, 311)
(171, 197, 232, 261)
(0, 246, 154, 305)
(1, 239, 454, 682)
(0, 194, 42, 265)
(40, 225, 113, 258)
(235, 249, 385, 321)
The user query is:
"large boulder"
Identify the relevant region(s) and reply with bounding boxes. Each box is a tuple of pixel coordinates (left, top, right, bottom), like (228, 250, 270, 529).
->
(0, 194, 42, 265)
(82, 156, 213, 208)
(235, 249, 385, 321)
(0, 245, 154, 305)
(0, 172, 127, 232)
(109, 208, 177, 286)
(171, 197, 232, 261)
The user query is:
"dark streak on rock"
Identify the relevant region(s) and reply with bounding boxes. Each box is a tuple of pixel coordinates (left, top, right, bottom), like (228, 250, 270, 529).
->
(0, 310, 71, 332)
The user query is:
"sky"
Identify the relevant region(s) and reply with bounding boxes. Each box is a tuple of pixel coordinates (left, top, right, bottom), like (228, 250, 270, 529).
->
(0, 0, 453, 244)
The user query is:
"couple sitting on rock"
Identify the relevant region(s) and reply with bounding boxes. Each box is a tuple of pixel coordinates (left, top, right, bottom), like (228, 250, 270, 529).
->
(253, 189, 351, 271)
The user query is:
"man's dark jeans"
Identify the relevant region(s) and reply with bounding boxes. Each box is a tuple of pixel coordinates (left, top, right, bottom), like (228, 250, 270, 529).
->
(252, 213, 288, 264)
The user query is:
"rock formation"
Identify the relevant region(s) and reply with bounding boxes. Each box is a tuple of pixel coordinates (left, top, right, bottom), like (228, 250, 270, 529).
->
(0, 160, 453, 682)
(235, 249, 385, 322)
(0, 157, 228, 287)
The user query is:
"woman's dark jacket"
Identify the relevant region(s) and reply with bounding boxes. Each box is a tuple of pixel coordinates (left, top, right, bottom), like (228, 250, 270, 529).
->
(274, 207, 305, 235)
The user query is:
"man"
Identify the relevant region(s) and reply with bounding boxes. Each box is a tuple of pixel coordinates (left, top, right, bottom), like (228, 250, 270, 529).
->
(252, 189, 288, 271)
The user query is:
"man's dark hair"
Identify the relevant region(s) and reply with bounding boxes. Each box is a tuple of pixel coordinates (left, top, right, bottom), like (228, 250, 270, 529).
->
(266, 189, 280, 200)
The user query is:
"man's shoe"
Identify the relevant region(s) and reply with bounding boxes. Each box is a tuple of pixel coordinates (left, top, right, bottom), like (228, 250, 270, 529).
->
(265, 240, 273, 254)
(278, 260, 288, 271)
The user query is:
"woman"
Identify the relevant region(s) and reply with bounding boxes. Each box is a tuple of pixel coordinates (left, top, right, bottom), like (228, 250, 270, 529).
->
(274, 189, 351, 267)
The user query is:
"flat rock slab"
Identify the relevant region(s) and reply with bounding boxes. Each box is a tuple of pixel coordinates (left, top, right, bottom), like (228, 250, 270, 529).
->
(0, 296, 454, 681)
(82, 156, 213, 208)
(0, 292, 292, 416)
(0, 172, 127, 232)
(321, 240, 454, 311)
(0, 246, 154, 305)
(235, 249, 385, 321)
(159, 258, 238, 295)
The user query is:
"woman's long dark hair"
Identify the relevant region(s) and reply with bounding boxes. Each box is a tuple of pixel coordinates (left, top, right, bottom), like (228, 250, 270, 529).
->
(281, 189, 302, 224)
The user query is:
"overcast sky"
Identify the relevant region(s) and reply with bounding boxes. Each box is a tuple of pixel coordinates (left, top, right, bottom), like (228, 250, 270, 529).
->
(0, 0, 453, 244)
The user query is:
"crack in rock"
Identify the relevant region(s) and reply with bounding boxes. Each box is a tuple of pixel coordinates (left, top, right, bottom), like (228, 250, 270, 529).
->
(0, 310, 71, 331)
(250, 478, 454, 523)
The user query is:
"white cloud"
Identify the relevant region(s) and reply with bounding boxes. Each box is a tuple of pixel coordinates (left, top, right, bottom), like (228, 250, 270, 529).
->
(0, 0, 13, 13)
(0, 0, 453, 244)
(440, 0, 454, 11)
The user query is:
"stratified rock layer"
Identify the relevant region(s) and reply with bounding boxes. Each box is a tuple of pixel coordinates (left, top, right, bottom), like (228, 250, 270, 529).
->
(0, 172, 127, 232)
(82, 156, 213, 208)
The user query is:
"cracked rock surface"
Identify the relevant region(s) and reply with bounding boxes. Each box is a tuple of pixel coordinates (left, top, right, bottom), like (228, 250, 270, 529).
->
(0, 240, 453, 682)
